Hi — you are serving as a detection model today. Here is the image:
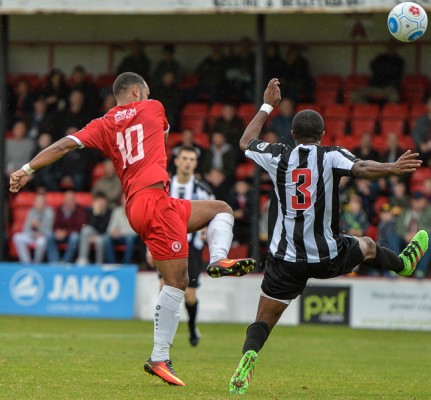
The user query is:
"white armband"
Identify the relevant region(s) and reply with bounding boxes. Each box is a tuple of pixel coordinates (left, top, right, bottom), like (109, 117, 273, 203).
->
(260, 103, 273, 114)
(21, 163, 35, 175)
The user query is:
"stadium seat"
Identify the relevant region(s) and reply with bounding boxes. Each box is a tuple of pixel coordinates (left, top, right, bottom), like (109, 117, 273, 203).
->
(295, 103, 321, 114)
(207, 103, 224, 128)
(180, 115, 206, 133)
(351, 103, 380, 120)
(397, 135, 415, 151)
(194, 132, 210, 149)
(315, 88, 339, 107)
(410, 167, 431, 186)
(350, 119, 376, 136)
(235, 160, 255, 180)
(324, 119, 347, 137)
(334, 135, 360, 150)
(91, 162, 106, 185)
(237, 103, 256, 126)
(11, 192, 37, 209)
(381, 103, 408, 118)
(323, 103, 350, 120)
(315, 74, 343, 91)
(95, 73, 116, 90)
(379, 119, 405, 136)
(402, 75, 428, 103)
(181, 103, 209, 118)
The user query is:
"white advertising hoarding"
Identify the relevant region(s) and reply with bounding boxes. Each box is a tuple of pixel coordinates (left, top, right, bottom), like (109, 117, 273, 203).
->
(1, 0, 428, 14)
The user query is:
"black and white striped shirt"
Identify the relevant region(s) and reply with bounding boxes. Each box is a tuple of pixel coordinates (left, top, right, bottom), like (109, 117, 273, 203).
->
(170, 175, 214, 250)
(246, 139, 359, 263)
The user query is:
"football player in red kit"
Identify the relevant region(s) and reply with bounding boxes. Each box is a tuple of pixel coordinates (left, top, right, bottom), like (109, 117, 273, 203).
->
(9, 72, 255, 387)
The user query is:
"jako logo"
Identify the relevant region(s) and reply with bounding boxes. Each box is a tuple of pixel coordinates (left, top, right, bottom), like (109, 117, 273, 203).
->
(114, 108, 137, 123)
(48, 275, 120, 302)
(10, 268, 45, 306)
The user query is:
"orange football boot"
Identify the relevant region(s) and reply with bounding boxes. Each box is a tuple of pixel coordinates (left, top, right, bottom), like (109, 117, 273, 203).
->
(206, 258, 256, 278)
(144, 359, 185, 386)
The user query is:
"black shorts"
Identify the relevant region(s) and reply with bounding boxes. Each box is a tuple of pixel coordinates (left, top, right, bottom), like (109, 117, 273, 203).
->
(187, 245, 203, 289)
(261, 235, 364, 301)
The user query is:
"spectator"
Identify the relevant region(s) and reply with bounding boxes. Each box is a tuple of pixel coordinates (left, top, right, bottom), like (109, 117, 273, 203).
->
(29, 133, 60, 191)
(192, 44, 226, 103)
(42, 69, 69, 113)
(12, 192, 54, 263)
(11, 79, 34, 121)
(46, 191, 87, 263)
(412, 96, 431, 166)
(394, 191, 431, 278)
(225, 37, 255, 103)
(55, 90, 91, 140)
(103, 195, 138, 264)
(389, 180, 410, 210)
(116, 39, 151, 80)
(100, 93, 116, 116)
(268, 98, 295, 147)
(351, 42, 405, 104)
(212, 103, 245, 148)
(26, 97, 57, 139)
(5, 120, 35, 177)
(262, 130, 279, 144)
(76, 192, 112, 265)
(380, 132, 404, 163)
(228, 180, 253, 245)
(340, 194, 370, 237)
(69, 65, 100, 115)
(282, 45, 314, 102)
(204, 168, 231, 203)
(151, 71, 182, 132)
(352, 132, 380, 161)
(201, 132, 237, 180)
(92, 159, 123, 208)
(153, 44, 182, 85)
(168, 128, 206, 176)
(353, 178, 379, 222)
(264, 42, 287, 88)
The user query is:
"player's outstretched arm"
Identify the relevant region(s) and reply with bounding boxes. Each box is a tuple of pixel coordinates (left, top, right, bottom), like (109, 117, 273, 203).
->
(239, 78, 281, 152)
(9, 137, 79, 193)
(351, 150, 422, 180)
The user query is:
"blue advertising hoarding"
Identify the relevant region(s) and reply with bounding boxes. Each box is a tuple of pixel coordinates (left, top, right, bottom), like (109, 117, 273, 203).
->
(0, 264, 137, 319)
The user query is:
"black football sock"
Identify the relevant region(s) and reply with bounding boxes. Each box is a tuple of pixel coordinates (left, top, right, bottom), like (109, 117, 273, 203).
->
(242, 321, 270, 354)
(364, 245, 404, 273)
(185, 301, 198, 337)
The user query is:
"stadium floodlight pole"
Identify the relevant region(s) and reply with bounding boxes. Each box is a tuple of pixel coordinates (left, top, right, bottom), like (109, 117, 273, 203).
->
(250, 13, 266, 268)
(0, 15, 9, 261)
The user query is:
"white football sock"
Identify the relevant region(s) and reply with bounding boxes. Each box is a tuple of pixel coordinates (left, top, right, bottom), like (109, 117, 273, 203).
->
(207, 212, 234, 263)
(151, 285, 184, 361)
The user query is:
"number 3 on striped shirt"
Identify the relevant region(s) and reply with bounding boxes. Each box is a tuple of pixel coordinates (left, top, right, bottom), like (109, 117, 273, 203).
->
(292, 168, 312, 210)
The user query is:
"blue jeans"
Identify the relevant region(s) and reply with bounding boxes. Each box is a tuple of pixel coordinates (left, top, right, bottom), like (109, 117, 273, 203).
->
(46, 232, 80, 263)
(102, 234, 137, 264)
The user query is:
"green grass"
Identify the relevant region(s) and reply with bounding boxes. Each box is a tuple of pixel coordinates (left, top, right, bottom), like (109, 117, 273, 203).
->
(0, 317, 430, 400)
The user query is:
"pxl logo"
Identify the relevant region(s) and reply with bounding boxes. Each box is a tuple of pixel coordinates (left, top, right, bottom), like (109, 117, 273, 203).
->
(10, 268, 45, 306)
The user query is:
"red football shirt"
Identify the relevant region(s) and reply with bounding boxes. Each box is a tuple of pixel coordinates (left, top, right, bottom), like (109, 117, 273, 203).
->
(68, 99, 169, 201)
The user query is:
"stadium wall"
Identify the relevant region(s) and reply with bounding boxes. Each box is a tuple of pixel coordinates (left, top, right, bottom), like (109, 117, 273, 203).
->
(136, 273, 431, 331)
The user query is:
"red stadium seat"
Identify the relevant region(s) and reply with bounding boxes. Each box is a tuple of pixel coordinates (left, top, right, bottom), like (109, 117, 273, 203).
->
(194, 132, 210, 149)
(295, 103, 321, 114)
(237, 103, 256, 126)
(324, 119, 347, 137)
(410, 167, 431, 186)
(315, 74, 343, 91)
(180, 115, 206, 134)
(315, 89, 339, 107)
(334, 135, 360, 151)
(95, 73, 116, 90)
(91, 162, 106, 185)
(381, 103, 408, 118)
(372, 135, 387, 151)
(397, 135, 415, 151)
(351, 103, 380, 119)
(11, 192, 37, 209)
(207, 103, 224, 128)
(350, 119, 376, 136)
(181, 103, 209, 118)
(380, 119, 405, 136)
(323, 103, 350, 120)
(235, 160, 255, 180)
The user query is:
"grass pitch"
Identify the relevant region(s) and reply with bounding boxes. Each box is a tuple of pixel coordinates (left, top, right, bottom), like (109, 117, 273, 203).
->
(0, 316, 430, 400)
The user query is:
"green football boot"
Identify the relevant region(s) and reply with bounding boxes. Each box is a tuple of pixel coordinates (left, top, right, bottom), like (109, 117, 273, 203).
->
(229, 350, 258, 395)
(398, 230, 429, 277)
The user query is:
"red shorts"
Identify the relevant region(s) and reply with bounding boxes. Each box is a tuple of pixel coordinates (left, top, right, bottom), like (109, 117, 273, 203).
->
(125, 188, 191, 260)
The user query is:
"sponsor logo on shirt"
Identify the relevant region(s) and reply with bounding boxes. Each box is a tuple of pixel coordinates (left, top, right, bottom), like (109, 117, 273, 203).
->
(257, 142, 270, 151)
(114, 108, 137, 123)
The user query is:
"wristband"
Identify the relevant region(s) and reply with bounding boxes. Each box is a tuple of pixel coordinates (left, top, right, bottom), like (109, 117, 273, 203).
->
(260, 103, 273, 114)
(21, 163, 35, 175)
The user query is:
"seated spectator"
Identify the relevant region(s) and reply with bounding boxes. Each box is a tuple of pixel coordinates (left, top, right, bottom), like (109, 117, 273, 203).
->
(153, 44, 182, 85)
(389, 180, 410, 210)
(55, 90, 92, 140)
(69, 65, 100, 116)
(282, 45, 314, 102)
(5, 120, 35, 177)
(212, 103, 245, 148)
(412, 97, 431, 166)
(11, 79, 34, 121)
(46, 191, 87, 263)
(168, 128, 206, 176)
(151, 71, 182, 132)
(228, 180, 253, 245)
(201, 132, 237, 181)
(225, 37, 255, 103)
(190, 44, 226, 104)
(92, 159, 123, 208)
(394, 191, 431, 278)
(100, 93, 116, 116)
(380, 132, 404, 163)
(26, 97, 57, 139)
(268, 98, 295, 147)
(352, 132, 380, 161)
(12, 192, 54, 263)
(42, 68, 69, 113)
(340, 194, 370, 237)
(29, 133, 60, 191)
(353, 178, 379, 221)
(76, 192, 112, 265)
(204, 168, 231, 203)
(351, 42, 404, 104)
(117, 39, 151, 80)
(103, 195, 138, 264)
